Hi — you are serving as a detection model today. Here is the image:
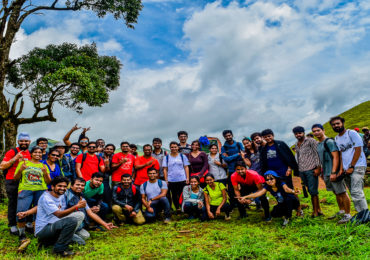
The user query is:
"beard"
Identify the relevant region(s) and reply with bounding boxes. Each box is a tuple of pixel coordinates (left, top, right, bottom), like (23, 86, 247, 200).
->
(333, 126, 345, 133)
(19, 144, 29, 151)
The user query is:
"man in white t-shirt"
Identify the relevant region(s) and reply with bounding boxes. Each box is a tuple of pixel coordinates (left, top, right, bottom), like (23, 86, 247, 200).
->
(330, 116, 368, 212)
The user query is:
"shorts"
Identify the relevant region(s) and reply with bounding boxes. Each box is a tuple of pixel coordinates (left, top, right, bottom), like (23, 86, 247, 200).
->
(17, 190, 45, 222)
(323, 175, 347, 195)
(299, 170, 318, 196)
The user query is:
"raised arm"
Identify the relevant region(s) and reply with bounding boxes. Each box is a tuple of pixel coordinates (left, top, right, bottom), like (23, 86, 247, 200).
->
(63, 124, 81, 146)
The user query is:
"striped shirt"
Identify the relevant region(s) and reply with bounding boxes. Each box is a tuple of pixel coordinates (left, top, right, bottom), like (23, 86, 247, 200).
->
(295, 137, 320, 172)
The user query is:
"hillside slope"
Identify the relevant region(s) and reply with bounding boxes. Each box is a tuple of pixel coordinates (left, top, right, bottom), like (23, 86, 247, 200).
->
(322, 100, 370, 137)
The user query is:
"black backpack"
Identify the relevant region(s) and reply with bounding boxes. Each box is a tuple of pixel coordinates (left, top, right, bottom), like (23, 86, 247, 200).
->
(80, 153, 102, 172)
(350, 209, 370, 225)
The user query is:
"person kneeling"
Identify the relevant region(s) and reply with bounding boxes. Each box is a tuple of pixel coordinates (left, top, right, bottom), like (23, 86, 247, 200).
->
(204, 173, 231, 220)
(141, 167, 171, 224)
(65, 177, 116, 244)
(181, 176, 207, 221)
(240, 171, 302, 227)
(112, 174, 145, 225)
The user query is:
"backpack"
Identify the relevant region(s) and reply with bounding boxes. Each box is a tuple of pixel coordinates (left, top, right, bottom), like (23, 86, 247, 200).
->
(350, 209, 370, 225)
(2, 148, 18, 177)
(323, 138, 335, 159)
(143, 179, 163, 194)
(80, 153, 101, 172)
(116, 184, 137, 196)
(165, 154, 185, 166)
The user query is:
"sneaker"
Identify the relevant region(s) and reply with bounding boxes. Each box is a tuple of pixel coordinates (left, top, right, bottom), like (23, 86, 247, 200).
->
(163, 218, 171, 224)
(10, 226, 18, 236)
(265, 216, 272, 222)
(337, 214, 351, 224)
(18, 236, 31, 252)
(225, 215, 231, 221)
(328, 211, 344, 220)
(72, 234, 86, 245)
(298, 210, 304, 218)
(282, 218, 289, 227)
(54, 250, 75, 257)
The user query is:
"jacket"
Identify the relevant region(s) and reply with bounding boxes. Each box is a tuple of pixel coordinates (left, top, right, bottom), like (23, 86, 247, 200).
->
(260, 140, 299, 176)
(112, 183, 141, 213)
(181, 185, 204, 212)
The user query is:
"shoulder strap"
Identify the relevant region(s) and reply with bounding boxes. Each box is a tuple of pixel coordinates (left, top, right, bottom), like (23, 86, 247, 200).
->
(323, 138, 333, 159)
(81, 153, 87, 169)
(143, 181, 148, 193)
(131, 184, 137, 196)
(3, 148, 20, 176)
(180, 154, 184, 166)
(158, 179, 163, 188)
(166, 155, 169, 166)
(97, 155, 101, 171)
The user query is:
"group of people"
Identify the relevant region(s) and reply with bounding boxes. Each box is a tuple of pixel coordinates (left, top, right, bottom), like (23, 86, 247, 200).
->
(0, 116, 368, 256)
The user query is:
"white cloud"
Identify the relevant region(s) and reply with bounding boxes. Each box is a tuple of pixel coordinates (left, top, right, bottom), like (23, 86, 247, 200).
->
(15, 0, 370, 147)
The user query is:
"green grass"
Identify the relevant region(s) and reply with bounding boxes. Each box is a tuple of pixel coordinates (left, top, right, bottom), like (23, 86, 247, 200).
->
(322, 100, 370, 138)
(0, 189, 369, 259)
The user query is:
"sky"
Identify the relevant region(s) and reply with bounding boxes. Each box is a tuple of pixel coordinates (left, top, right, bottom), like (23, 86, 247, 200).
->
(9, 0, 370, 147)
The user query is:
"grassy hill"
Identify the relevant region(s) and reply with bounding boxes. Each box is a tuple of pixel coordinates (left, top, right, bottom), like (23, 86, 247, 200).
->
(322, 100, 370, 137)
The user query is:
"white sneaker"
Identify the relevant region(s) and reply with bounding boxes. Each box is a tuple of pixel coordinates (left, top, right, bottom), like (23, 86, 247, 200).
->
(337, 214, 351, 224)
(282, 218, 289, 227)
(328, 211, 344, 220)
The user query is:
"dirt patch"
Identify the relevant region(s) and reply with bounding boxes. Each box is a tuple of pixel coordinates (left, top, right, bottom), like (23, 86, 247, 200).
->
(293, 176, 326, 190)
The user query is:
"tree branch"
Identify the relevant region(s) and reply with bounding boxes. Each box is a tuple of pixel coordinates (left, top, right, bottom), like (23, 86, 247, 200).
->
(14, 98, 23, 117)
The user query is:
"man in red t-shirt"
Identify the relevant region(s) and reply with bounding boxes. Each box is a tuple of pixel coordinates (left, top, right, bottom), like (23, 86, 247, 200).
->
(0, 132, 31, 235)
(134, 144, 160, 186)
(231, 161, 271, 220)
(111, 142, 135, 186)
(75, 141, 105, 181)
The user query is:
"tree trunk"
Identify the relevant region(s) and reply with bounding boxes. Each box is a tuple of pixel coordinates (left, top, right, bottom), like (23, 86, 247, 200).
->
(0, 119, 18, 201)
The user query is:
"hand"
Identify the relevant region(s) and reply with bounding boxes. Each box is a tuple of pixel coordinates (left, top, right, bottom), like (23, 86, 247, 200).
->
(286, 169, 292, 176)
(41, 165, 48, 175)
(215, 208, 221, 216)
(82, 127, 91, 133)
(17, 211, 28, 219)
(186, 179, 189, 185)
(91, 206, 99, 213)
(120, 158, 128, 164)
(147, 207, 154, 213)
(125, 204, 133, 212)
(130, 211, 137, 217)
(146, 160, 154, 166)
(77, 198, 86, 209)
(313, 167, 321, 177)
(104, 222, 117, 230)
(148, 200, 152, 207)
(14, 152, 24, 161)
(240, 151, 246, 158)
(214, 160, 222, 166)
(294, 189, 301, 195)
(345, 167, 354, 175)
(208, 211, 215, 219)
(330, 173, 337, 182)
(198, 201, 203, 209)
(71, 124, 81, 132)
(20, 162, 28, 171)
(222, 153, 228, 157)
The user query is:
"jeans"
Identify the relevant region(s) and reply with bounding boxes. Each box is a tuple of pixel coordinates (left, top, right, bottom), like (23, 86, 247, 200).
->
(299, 169, 319, 196)
(5, 180, 19, 226)
(271, 197, 300, 219)
(345, 167, 368, 212)
(237, 185, 270, 218)
(36, 212, 84, 253)
(144, 197, 171, 220)
(85, 197, 108, 220)
(209, 203, 231, 218)
(183, 202, 207, 221)
(17, 190, 45, 223)
(168, 181, 186, 210)
(102, 178, 112, 210)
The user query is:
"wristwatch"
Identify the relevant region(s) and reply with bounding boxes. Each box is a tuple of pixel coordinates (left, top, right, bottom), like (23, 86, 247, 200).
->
(349, 165, 355, 169)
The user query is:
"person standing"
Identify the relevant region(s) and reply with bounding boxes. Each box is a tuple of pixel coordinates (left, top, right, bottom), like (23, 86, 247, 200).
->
(75, 142, 105, 181)
(330, 116, 368, 213)
(178, 131, 192, 154)
(134, 144, 160, 187)
(42, 149, 63, 189)
(53, 142, 75, 182)
(361, 127, 370, 156)
(152, 138, 168, 180)
(312, 124, 352, 224)
(207, 144, 228, 185)
(14, 146, 51, 249)
(187, 140, 209, 185)
(36, 137, 49, 160)
(0, 132, 31, 235)
(293, 126, 323, 217)
(163, 141, 190, 211)
(111, 142, 135, 186)
(63, 124, 90, 154)
(260, 129, 298, 189)
(100, 144, 116, 208)
(241, 137, 262, 175)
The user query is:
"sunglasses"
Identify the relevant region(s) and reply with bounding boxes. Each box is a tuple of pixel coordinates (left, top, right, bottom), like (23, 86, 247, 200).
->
(80, 141, 88, 143)
(266, 178, 274, 181)
(88, 146, 96, 149)
(50, 154, 59, 157)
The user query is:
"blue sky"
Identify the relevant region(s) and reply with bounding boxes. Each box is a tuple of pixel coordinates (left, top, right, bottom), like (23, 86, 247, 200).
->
(10, 0, 370, 146)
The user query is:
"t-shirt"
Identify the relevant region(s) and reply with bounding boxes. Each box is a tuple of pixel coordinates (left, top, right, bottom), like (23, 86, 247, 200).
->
(317, 138, 339, 176)
(152, 149, 167, 177)
(41, 160, 63, 189)
(230, 170, 265, 187)
(140, 180, 168, 201)
(2, 148, 31, 180)
(75, 153, 104, 181)
(208, 154, 227, 180)
(83, 180, 104, 199)
(111, 153, 135, 182)
(162, 154, 190, 182)
(335, 130, 367, 170)
(35, 191, 66, 235)
(187, 152, 208, 174)
(266, 144, 287, 177)
(204, 182, 227, 206)
(179, 144, 192, 154)
(134, 156, 160, 186)
(15, 161, 49, 192)
(264, 182, 295, 203)
(244, 151, 262, 174)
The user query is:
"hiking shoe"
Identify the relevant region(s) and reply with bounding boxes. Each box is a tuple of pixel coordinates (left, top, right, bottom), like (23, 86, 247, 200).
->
(163, 218, 171, 224)
(72, 234, 86, 245)
(18, 236, 31, 252)
(265, 216, 272, 222)
(337, 214, 351, 224)
(54, 250, 75, 257)
(10, 226, 19, 236)
(328, 211, 344, 220)
(225, 215, 231, 221)
(282, 218, 289, 227)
